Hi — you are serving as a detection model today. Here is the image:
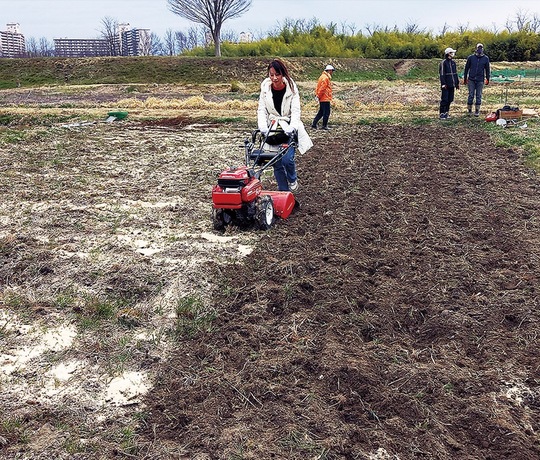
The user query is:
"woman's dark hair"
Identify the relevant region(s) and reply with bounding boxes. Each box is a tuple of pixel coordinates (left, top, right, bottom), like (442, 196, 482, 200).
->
(268, 58, 296, 92)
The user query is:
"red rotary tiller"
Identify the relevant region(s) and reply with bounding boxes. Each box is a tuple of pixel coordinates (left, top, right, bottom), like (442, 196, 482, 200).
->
(211, 126, 297, 231)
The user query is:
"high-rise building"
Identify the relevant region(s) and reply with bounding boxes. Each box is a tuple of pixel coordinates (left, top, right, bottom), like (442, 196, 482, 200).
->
(119, 24, 151, 56)
(0, 23, 26, 57)
(54, 24, 151, 57)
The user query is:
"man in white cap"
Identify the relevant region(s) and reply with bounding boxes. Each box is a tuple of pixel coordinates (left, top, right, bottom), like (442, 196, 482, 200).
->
(463, 43, 491, 116)
(312, 64, 335, 130)
(438, 47, 460, 120)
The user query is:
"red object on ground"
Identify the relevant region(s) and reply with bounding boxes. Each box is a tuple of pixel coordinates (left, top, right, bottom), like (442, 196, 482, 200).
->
(264, 191, 296, 219)
(211, 129, 299, 231)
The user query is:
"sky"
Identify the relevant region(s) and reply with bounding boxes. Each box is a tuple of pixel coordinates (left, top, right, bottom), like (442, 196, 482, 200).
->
(1, 0, 539, 42)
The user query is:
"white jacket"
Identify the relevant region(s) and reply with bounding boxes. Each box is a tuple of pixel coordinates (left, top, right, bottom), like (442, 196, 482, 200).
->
(257, 77, 313, 154)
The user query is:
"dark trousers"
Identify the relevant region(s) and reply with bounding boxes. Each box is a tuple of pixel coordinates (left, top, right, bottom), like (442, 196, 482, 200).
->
(439, 87, 455, 114)
(313, 101, 331, 127)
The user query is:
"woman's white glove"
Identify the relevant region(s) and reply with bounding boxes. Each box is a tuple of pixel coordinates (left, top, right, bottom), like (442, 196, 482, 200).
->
(278, 119, 295, 135)
(283, 127, 296, 136)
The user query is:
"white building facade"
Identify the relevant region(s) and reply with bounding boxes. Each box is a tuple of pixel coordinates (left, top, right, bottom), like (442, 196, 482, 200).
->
(0, 23, 26, 57)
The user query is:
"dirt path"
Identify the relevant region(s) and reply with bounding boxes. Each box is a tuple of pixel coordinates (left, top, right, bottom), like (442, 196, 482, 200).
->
(140, 124, 540, 459)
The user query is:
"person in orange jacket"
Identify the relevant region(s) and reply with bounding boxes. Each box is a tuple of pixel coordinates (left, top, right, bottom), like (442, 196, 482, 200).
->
(311, 64, 334, 130)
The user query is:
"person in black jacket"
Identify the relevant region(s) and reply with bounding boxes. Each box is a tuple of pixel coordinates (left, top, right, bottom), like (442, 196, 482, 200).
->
(463, 43, 491, 116)
(438, 47, 460, 119)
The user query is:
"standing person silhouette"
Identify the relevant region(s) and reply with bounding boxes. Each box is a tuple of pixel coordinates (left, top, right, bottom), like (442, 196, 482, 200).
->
(311, 64, 335, 130)
(439, 47, 460, 119)
(464, 43, 491, 116)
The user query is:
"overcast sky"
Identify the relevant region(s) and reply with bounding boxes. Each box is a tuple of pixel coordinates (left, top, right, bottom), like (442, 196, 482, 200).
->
(1, 0, 539, 41)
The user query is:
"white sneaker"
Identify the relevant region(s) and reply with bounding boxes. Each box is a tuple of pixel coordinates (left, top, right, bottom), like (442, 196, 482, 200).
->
(289, 180, 298, 192)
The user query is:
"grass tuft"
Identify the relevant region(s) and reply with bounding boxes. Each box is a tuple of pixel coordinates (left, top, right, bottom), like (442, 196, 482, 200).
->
(174, 296, 216, 338)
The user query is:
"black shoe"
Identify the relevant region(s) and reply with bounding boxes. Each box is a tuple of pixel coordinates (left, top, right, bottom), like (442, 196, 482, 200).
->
(321, 126, 331, 130)
(311, 125, 317, 129)
(292, 198, 301, 214)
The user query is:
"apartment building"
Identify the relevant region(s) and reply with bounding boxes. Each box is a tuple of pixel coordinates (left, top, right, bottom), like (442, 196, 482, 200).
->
(54, 38, 110, 57)
(54, 24, 151, 57)
(0, 23, 26, 57)
(119, 24, 151, 56)
(0, 21, 150, 58)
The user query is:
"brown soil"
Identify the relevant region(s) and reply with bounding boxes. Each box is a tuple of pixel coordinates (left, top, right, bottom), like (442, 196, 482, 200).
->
(1, 115, 539, 460)
(394, 60, 416, 76)
(139, 123, 540, 459)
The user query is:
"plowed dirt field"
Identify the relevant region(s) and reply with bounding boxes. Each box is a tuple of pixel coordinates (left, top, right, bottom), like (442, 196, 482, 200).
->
(141, 123, 540, 459)
(1, 118, 539, 460)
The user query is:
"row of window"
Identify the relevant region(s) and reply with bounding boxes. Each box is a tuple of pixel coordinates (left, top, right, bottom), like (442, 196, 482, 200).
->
(0, 29, 150, 58)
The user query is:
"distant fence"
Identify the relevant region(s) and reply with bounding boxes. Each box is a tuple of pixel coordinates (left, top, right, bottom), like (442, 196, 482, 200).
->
(490, 68, 540, 82)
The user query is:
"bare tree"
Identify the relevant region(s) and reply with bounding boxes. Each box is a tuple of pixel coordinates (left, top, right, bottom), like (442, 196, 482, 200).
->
(456, 22, 470, 34)
(100, 16, 120, 56)
(21, 37, 52, 57)
(39, 37, 53, 57)
(187, 25, 206, 49)
(160, 29, 189, 55)
(150, 32, 165, 55)
(530, 13, 540, 33)
(510, 9, 540, 32)
(163, 28, 177, 55)
(504, 17, 514, 33)
(249, 28, 267, 41)
(166, 0, 252, 56)
(490, 22, 501, 34)
(138, 30, 152, 56)
(339, 21, 357, 36)
(365, 23, 382, 36)
(364, 22, 395, 36)
(25, 37, 39, 57)
(175, 31, 189, 53)
(220, 29, 238, 43)
(439, 22, 450, 36)
(514, 9, 529, 31)
(296, 18, 319, 34)
(404, 22, 424, 34)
